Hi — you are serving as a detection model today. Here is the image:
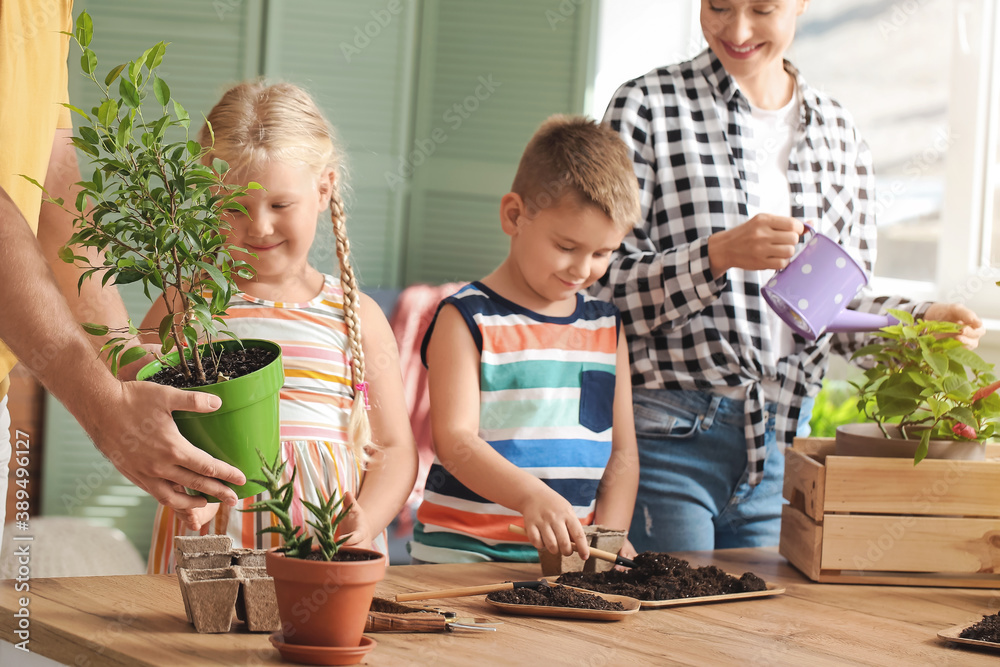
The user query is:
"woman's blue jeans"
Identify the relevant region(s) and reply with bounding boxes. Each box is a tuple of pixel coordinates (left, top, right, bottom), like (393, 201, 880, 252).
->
(628, 388, 814, 553)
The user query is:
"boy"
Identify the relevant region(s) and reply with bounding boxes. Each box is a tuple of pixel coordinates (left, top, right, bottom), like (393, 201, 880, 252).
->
(410, 115, 641, 564)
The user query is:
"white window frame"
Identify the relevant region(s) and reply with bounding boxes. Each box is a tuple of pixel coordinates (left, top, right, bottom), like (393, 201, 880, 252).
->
(931, 0, 1000, 326)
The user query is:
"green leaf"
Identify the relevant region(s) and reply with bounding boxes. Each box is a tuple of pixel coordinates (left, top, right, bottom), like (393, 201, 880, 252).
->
(946, 346, 994, 373)
(925, 351, 949, 377)
(914, 430, 930, 465)
(118, 346, 148, 369)
(211, 158, 229, 175)
(153, 77, 171, 106)
(81, 322, 110, 337)
(80, 48, 98, 75)
(144, 41, 167, 71)
(104, 63, 128, 87)
(119, 78, 141, 109)
(75, 12, 94, 47)
(79, 125, 100, 146)
(62, 103, 91, 121)
(187, 140, 202, 157)
(173, 100, 190, 129)
(97, 98, 118, 128)
(57, 245, 75, 264)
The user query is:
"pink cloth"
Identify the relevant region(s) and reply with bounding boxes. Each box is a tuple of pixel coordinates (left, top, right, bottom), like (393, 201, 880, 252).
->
(388, 282, 464, 533)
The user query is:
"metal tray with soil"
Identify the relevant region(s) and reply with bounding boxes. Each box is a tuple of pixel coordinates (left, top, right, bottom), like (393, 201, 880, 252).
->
(552, 552, 784, 608)
(485, 584, 641, 621)
(939, 613, 1000, 652)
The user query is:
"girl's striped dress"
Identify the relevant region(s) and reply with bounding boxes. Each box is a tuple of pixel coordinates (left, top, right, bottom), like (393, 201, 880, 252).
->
(147, 275, 387, 573)
(410, 282, 621, 564)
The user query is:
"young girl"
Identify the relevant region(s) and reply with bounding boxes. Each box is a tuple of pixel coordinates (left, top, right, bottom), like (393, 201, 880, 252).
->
(144, 82, 418, 573)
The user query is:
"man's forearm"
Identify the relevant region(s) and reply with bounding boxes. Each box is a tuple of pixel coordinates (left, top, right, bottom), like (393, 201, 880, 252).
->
(0, 186, 119, 431)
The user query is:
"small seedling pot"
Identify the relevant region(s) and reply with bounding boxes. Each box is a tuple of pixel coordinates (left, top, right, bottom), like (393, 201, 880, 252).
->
(266, 547, 386, 649)
(137, 339, 284, 499)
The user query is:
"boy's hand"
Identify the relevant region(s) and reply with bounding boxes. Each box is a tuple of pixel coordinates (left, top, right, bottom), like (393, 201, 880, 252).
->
(338, 490, 375, 550)
(619, 537, 637, 560)
(520, 490, 590, 560)
(175, 501, 220, 532)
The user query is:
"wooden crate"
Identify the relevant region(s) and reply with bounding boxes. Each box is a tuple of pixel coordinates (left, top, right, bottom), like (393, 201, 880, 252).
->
(779, 437, 1000, 587)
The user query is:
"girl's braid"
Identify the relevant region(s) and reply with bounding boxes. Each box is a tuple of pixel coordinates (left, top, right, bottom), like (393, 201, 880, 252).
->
(331, 190, 373, 465)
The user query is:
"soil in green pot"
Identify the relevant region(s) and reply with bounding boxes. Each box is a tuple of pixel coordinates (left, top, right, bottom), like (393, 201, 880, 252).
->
(556, 552, 767, 601)
(147, 347, 277, 388)
(487, 585, 625, 611)
(961, 612, 1000, 643)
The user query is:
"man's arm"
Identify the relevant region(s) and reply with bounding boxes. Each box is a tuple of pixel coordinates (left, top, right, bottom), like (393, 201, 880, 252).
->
(0, 179, 245, 508)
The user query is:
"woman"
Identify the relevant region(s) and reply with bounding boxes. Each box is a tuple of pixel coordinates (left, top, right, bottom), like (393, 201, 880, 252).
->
(592, 0, 984, 552)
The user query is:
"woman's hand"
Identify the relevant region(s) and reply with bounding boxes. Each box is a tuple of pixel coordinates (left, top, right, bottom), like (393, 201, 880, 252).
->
(707, 214, 805, 278)
(338, 490, 375, 550)
(923, 303, 986, 349)
(519, 489, 590, 560)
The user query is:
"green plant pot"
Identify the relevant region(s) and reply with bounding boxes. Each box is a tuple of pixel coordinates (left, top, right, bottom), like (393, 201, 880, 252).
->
(137, 339, 284, 500)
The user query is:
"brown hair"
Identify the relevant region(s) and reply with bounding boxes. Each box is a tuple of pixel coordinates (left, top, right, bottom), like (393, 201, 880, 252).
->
(510, 115, 640, 232)
(200, 81, 373, 464)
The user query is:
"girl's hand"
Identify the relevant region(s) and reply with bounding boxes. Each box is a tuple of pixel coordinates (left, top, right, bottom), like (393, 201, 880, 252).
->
(338, 490, 374, 550)
(520, 489, 590, 560)
(175, 500, 220, 532)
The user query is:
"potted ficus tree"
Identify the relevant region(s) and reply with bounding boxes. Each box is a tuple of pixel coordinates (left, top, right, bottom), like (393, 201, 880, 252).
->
(25, 12, 283, 498)
(838, 309, 1000, 463)
(245, 451, 384, 662)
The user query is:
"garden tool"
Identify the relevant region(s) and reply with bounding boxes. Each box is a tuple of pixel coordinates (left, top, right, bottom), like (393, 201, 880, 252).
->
(367, 597, 498, 632)
(394, 578, 556, 602)
(507, 523, 638, 569)
(761, 221, 897, 339)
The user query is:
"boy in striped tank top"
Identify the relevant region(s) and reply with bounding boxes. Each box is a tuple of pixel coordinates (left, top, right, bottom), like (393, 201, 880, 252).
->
(411, 116, 641, 564)
(143, 82, 418, 572)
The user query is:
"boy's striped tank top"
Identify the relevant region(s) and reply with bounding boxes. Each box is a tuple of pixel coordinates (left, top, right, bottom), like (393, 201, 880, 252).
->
(147, 275, 386, 573)
(412, 282, 620, 563)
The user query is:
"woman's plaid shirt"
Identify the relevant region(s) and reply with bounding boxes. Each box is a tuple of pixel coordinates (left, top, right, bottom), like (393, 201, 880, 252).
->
(591, 49, 926, 486)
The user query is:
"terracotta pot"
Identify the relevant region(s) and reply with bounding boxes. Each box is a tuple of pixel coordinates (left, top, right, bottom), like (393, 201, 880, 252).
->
(835, 423, 985, 461)
(265, 547, 385, 648)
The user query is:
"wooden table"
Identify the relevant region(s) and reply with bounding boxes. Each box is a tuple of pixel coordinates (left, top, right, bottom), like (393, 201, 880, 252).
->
(2, 547, 998, 666)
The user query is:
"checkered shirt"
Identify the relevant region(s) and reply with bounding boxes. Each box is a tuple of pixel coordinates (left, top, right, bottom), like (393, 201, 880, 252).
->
(590, 49, 928, 486)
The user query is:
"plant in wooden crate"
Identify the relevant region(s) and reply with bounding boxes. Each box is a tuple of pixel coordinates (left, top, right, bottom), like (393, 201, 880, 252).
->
(25, 12, 284, 497)
(244, 451, 384, 658)
(842, 309, 1000, 463)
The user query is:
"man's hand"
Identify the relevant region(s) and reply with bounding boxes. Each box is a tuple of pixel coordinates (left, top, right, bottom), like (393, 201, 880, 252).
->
(84, 380, 247, 508)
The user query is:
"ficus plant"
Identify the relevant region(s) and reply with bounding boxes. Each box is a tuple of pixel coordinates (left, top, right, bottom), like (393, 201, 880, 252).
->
(243, 450, 353, 561)
(23, 11, 257, 382)
(850, 309, 1000, 463)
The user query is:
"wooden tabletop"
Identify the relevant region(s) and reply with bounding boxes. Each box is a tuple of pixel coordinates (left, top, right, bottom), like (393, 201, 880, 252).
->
(2, 547, 998, 666)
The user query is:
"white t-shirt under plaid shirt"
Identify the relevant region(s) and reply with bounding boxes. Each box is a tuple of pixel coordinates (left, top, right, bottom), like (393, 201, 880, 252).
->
(590, 49, 927, 486)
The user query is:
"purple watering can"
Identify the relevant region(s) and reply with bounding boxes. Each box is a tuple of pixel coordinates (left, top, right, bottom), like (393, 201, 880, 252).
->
(761, 222, 896, 340)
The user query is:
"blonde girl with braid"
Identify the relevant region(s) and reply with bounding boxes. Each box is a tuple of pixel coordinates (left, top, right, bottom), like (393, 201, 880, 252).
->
(143, 82, 418, 573)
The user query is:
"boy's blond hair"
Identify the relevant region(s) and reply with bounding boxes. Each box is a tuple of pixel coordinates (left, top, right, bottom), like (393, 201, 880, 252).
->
(510, 115, 640, 232)
(200, 81, 374, 465)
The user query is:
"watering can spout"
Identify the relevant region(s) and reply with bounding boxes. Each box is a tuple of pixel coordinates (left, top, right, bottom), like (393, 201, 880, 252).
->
(823, 310, 898, 334)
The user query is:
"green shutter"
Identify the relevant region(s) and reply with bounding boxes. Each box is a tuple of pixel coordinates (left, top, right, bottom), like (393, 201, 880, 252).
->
(403, 0, 597, 284)
(263, 0, 419, 288)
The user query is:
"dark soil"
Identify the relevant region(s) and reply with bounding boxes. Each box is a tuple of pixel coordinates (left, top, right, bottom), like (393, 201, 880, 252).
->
(302, 549, 381, 562)
(960, 612, 1000, 643)
(147, 346, 277, 388)
(555, 552, 768, 601)
(487, 584, 625, 611)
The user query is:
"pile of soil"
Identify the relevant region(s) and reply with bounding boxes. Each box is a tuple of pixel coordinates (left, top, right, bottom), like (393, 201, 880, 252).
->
(487, 584, 625, 611)
(301, 549, 380, 563)
(148, 347, 277, 388)
(960, 612, 1000, 643)
(556, 552, 767, 601)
